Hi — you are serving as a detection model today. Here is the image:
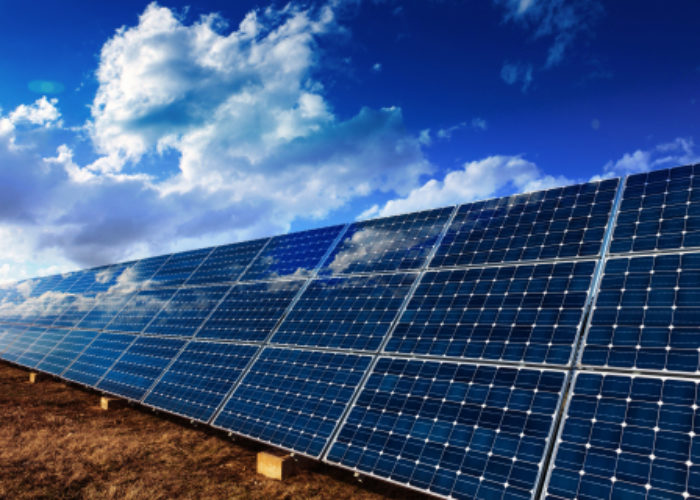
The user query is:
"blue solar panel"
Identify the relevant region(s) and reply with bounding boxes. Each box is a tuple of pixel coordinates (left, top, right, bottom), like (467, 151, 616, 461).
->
(36, 329, 97, 376)
(15, 328, 70, 368)
(327, 358, 566, 500)
(241, 225, 344, 281)
(143, 341, 258, 422)
(272, 273, 416, 351)
(97, 336, 186, 401)
(105, 288, 176, 333)
(430, 179, 618, 268)
(186, 238, 268, 285)
(196, 280, 304, 342)
(319, 208, 452, 275)
(213, 347, 372, 457)
(75, 291, 136, 331)
(149, 247, 213, 287)
(62, 332, 135, 386)
(385, 260, 596, 366)
(545, 372, 700, 500)
(582, 252, 700, 373)
(127, 254, 172, 284)
(0, 325, 27, 354)
(610, 164, 700, 254)
(144, 285, 230, 337)
(1, 326, 46, 364)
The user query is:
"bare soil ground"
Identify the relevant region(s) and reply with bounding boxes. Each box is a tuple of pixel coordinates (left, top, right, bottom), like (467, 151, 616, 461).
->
(0, 362, 430, 500)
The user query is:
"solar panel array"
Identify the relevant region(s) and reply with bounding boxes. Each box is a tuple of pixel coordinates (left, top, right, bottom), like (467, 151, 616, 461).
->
(2, 164, 700, 499)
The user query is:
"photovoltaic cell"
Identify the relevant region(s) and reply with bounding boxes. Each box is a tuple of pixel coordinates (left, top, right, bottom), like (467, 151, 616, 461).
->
(582, 252, 700, 373)
(319, 208, 452, 275)
(144, 285, 230, 337)
(327, 358, 566, 500)
(545, 372, 700, 500)
(36, 329, 97, 376)
(15, 327, 70, 368)
(98, 336, 186, 401)
(241, 225, 343, 281)
(385, 260, 596, 365)
(63, 332, 135, 386)
(196, 280, 304, 342)
(430, 179, 618, 268)
(0, 325, 27, 354)
(144, 341, 258, 422)
(1, 326, 46, 364)
(105, 288, 176, 333)
(127, 254, 172, 284)
(186, 238, 268, 285)
(149, 247, 213, 287)
(213, 347, 372, 457)
(272, 273, 416, 351)
(76, 291, 136, 331)
(610, 164, 700, 254)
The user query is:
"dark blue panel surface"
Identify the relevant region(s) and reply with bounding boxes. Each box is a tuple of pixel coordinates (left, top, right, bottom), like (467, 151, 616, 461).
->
(320, 208, 452, 275)
(15, 328, 70, 368)
(75, 291, 136, 331)
(241, 225, 343, 281)
(0, 325, 27, 354)
(546, 372, 700, 500)
(1, 326, 46, 364)
(386, 260, 596, 365)
(327, 358, 566, 500)
(98, 336, 186, 401)
(213, 347, 371, 457)
(186, 238, 268, 285)
(37, 329, 97, 376)
(144, 341, 258, 422)
(105, 288, 176, 333)
(610, 164, 700, 254)
(272, 273, 416, 351)
(62, 332, 135, 386)
(144, 285, 229, 337)
(196, 280, 303, 342)
(430, 178, 618, 268)
(583, 252, 700, 373)
(149, 247, 213, 287)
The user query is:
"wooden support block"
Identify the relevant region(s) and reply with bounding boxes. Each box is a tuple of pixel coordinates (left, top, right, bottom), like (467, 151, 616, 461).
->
(257, 451, 296, 480)
(100, 396, 126, 411)
(29, 372, 43, 384)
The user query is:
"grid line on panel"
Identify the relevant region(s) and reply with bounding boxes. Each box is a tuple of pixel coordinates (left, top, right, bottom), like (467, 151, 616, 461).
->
(15, 327, 71, 369)
(185, 237, 270, 286)
(205, 223, 351, 427)
(61, 332, 136, 388)
(36, 329, 98, 376)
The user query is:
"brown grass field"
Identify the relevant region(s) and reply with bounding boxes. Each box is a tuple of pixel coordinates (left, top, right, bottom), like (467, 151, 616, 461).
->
(0, 362, 430, 500)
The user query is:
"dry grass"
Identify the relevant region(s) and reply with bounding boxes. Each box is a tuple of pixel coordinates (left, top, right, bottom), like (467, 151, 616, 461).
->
(0, 362, 430, 500)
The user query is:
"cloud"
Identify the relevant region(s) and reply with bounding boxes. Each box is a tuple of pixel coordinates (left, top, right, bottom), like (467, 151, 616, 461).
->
(595, 137, 700, 179)
(361, 155, 572, 218)
(372, 62, 382, 72)
(501, 61, 533, 92)
(471, 117, 488, 131)
(494, 0, 604, 68)
(424, 118, 489, 144)
(8, 96, 62, 128)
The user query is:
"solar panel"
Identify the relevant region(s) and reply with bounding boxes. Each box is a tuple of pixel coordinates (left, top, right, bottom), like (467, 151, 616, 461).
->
(0, 325, 29, 355)
(582, 252, 700, 374)
(97, 336, 186, 401)
(186, 238, 268, 285)
(104, 288, 176, 333)
(195, 280, 304, 342)
(213, 347, 372, 457)
(430, 179, 618, 268)
(326, 358, 566, 500)
(385, 260, 596, 366)
(15, 327, 70, 368)
(610, 164, 700, 254)
(149, 247, 213, 287)
(271, 273, 417, 351)
(144, 285, 230, 337)
(319, 208, 452, 275)
(36, 329, 97, 376)
(127, 254, 172, 284)
(241, 225, 344, 281)
(62, 332, 135, 386)
(143, 340, 258, 422)
(1, 326, 46, 364)
(75, 291, 136, 331)
(545, 371, 700, 500)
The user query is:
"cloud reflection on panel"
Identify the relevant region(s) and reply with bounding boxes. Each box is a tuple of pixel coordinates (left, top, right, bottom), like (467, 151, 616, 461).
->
(320, 207, 452, 276)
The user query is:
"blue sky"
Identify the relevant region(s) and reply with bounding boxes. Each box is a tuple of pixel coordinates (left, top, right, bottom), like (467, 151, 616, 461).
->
(0, 0, 698, 282)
